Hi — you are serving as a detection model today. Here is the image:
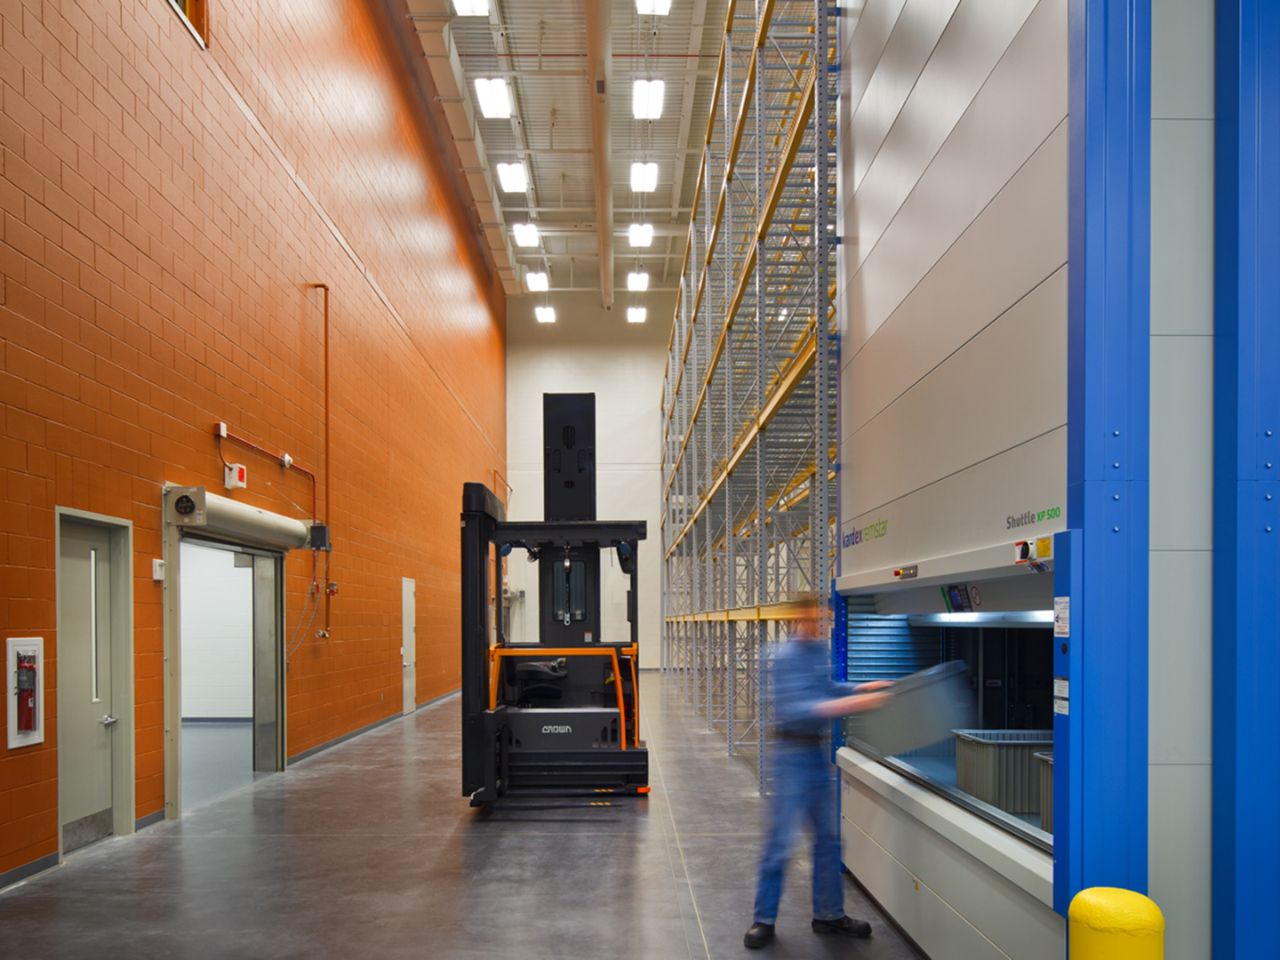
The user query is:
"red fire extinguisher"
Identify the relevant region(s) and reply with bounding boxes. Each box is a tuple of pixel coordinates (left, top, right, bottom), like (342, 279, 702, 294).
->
(16, 653, 36, 732)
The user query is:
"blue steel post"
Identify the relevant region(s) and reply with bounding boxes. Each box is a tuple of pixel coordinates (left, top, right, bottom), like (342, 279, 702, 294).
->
(830, 588, 848, 760)
(1213, 1, 1280, 954)
(1059, 0, 1152, 914)
(1052, 530, 1083, 913)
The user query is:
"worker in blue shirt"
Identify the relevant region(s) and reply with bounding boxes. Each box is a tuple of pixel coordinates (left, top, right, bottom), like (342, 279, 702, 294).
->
(745, 595, 893, 950)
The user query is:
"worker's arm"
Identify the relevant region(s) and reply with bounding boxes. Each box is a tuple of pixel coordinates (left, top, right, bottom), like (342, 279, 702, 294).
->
(813, 689, 892, 718)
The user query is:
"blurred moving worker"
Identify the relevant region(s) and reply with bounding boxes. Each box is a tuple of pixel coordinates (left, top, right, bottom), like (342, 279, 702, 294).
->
(744, 595, 893, 951)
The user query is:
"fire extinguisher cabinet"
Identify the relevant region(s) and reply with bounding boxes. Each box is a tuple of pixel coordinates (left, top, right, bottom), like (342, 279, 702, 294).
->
(7, 636, 45, 749)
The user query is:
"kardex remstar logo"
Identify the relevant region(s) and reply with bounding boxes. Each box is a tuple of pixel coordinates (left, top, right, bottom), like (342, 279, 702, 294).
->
(842, 519, 888, 549)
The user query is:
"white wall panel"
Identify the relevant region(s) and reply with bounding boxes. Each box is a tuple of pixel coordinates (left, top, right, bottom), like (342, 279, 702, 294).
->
(840, 427, 1065, 588)
(842, 123, 1067, 434)
(847, 267, 1066, 518)
(848, 0, 961, 193)
(843, 0, 1067, 352)
(848, 0, 1038, 261)
(838, 0, 1067, 590)
(843, 0, 910, 115)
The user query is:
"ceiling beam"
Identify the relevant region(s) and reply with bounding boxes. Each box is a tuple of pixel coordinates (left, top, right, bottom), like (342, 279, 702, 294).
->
(584, 0, 614, 309)
(488, 0, 549, 286)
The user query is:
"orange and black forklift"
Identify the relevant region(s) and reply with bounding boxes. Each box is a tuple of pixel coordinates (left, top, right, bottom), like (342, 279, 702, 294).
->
(460, 394, 648, 807)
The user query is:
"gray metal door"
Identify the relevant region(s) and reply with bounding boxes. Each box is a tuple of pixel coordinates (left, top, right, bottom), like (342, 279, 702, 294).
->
(402, 578, 416, 715)
(59, 521, 115, 852)
(251, 554, 283, 772)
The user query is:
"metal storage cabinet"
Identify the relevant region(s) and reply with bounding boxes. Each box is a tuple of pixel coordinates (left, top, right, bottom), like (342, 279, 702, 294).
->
(954, 730, 1054, 814)
(1036, 752, 1054, 831)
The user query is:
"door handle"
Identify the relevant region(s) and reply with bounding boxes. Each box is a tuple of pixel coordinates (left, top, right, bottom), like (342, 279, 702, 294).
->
(100, 714, 119, 727)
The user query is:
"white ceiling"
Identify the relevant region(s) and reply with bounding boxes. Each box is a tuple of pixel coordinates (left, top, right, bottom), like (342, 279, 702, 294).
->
(408, 0, 727, 305)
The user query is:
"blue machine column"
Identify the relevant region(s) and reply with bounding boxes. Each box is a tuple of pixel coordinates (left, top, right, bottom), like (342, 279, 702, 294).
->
(1213, 1, 1280, 954)
(1054, 0, 1152, 915)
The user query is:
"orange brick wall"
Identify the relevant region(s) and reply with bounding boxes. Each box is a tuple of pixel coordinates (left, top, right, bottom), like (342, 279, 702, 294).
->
(0, 0, 505, 876)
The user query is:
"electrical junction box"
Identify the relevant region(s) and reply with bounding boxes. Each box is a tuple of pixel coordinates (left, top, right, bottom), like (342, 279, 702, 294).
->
(308, 523, 331, 551)
(224, 463, 247, 490)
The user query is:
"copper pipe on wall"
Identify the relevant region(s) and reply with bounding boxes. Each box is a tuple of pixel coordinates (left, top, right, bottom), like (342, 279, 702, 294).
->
(309, 282, 333, 636)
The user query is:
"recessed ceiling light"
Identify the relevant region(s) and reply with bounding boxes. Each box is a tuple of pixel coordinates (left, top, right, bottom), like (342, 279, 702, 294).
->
(474, 77, 512, 119)
(526, 271, 549, 292)
(636, 0, 672, 14)
(512, 223, 540, 247)
(496, 162, 527, 193)
(627, 307, 648, 324)
(632, 79, 666, 119)
(630, 162, 658, 192)
(453, 0, 490, 15)
(628, 223, 654, 247)
(535, 306, 556, 324)
(627, 271, 650, 292)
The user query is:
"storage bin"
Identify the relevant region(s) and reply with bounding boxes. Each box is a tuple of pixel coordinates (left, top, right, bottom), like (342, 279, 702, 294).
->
(848, 660, 975, 757)
(1036, 752, 1054, 832)
(954, 729, 1054, 814)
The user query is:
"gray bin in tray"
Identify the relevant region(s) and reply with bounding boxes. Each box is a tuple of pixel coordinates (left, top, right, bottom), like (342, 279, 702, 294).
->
(849, 661, 975, 758)
(955, 730, 1054, 815)
(1036, 752, 1054, 831)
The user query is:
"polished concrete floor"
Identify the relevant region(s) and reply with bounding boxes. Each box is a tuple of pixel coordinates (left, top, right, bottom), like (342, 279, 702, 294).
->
(181, 720, 256, 811)
(0, 676, 923, 959)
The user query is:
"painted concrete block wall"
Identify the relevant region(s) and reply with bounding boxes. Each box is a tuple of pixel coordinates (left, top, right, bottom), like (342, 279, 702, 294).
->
(0, 0, 504, 877)
(837, 0, 1068, 589)
(1147, 1, 1215, 956)
(178, 543, 252, 720)
(504, 293, 671, 668)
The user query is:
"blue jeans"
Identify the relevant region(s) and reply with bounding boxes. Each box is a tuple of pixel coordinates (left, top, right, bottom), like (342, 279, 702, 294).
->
(752, 742, 844, 924)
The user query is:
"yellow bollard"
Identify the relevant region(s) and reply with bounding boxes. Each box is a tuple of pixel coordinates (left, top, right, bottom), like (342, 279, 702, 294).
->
(1069, 887, 1164, 960)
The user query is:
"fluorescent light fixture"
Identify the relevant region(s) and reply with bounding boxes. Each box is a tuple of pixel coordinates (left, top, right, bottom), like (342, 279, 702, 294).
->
(495, 162, 527, 193)
(473, 77, 512, 119)
(535, 306, 556, 324)
(512, 222, 540, 247)
(636, 0, 672, 14)
(453, 0, 490, 15)
(627, 307, 647, 324)
(627, 271, 650, 292)
(630, 162, 659, 192)
(632, 79, 666, 119)
(628, 223, 654, 247)
(525, 271, 549, 292)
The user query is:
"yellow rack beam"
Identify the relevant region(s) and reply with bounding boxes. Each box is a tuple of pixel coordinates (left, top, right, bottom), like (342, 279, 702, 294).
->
(666, 599, 815, 625)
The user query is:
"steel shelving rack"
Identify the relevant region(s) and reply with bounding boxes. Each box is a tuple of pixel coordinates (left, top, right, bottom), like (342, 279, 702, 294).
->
(659, 0, 838, 793)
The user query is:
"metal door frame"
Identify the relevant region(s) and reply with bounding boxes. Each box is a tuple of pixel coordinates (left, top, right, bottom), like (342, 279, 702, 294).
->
(166, 534, 287, 816)
(54, 508, 135, 858)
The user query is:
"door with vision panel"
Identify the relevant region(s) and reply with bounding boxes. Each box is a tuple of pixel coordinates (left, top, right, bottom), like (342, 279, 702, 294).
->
(58, 521, 115, 852)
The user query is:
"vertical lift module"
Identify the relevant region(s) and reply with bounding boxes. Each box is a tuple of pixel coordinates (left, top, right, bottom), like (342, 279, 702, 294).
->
(461, 394, 649, 806)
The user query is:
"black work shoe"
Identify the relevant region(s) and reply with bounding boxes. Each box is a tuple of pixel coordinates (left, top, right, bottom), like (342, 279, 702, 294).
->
(812, 915, 872, 939)
(744, 922, 776, 949)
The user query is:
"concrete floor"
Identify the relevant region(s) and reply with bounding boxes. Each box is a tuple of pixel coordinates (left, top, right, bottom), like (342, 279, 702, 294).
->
(181, 720, 256, 811)
(0, 676, 923, 959)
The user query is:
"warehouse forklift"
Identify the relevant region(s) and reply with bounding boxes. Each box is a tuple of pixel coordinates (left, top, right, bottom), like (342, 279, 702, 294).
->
(460, 394, 648, 807)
